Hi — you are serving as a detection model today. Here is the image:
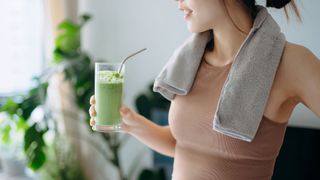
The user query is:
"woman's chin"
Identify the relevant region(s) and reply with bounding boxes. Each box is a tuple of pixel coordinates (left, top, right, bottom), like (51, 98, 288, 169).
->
(187, 26, 199, 33)
(187, 26, 208, 33)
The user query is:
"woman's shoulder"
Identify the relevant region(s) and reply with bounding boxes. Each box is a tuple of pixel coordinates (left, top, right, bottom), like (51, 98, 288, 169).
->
(276, 41, 320, 103)
(281, 41, 319, 77)
(283, 41, 314, 60)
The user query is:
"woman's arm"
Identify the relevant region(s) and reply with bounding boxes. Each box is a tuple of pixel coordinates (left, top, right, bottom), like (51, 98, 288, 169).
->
(286, 44, 320, 117)
(119, 107, 176, 158)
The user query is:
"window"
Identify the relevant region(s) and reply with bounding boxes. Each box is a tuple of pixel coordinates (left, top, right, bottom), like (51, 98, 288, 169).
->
(0, 0, 44, 96)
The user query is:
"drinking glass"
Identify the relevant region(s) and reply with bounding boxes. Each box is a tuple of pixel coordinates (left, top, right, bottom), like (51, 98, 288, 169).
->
(93, 62, 125, 132)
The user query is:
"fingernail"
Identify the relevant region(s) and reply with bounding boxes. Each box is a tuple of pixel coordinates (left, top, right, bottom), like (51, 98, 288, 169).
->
(120, 107, 127, 114)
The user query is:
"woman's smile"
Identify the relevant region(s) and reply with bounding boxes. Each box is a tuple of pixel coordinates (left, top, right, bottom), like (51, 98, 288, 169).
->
(183, 9, 193, 19)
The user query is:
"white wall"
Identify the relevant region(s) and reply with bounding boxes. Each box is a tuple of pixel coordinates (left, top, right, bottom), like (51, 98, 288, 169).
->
(79, 0, 189, 110)
(78, 0, 320, 179)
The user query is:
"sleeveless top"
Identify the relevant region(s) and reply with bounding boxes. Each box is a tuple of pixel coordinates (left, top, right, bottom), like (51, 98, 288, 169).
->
(168, 58, 288, 180)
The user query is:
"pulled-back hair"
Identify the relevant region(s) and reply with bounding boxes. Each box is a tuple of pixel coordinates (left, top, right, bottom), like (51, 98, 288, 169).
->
(242, 0, 301, 21)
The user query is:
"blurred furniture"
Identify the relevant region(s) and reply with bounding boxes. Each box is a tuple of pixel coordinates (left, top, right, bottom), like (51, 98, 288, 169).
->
(151, 109, 174, 180)
(273, 126, 320, 180)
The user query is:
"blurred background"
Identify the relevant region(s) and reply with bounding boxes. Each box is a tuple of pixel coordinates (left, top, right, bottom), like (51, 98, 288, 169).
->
(0, 0, 319, 180)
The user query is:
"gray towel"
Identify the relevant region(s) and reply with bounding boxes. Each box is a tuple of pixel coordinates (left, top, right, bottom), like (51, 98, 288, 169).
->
(153, 5, 286, 142)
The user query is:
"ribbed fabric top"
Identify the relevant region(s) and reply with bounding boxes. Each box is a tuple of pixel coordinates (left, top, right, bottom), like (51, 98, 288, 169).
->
(168, 58, 288, 180)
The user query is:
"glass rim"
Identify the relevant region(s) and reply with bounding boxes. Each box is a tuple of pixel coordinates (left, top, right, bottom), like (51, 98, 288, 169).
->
(95, 62, 124, 66)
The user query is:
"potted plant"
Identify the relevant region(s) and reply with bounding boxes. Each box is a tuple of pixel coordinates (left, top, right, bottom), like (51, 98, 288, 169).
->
(0, 14, 168, 180)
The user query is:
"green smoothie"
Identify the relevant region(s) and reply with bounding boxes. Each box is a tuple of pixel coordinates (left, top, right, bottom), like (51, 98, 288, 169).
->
(95, 70, 124, 126)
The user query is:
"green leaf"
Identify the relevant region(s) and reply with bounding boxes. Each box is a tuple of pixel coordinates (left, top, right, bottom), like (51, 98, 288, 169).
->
(1, 125, 11, 144)
(24, 124, 47, 170)
(138, 169, 155, 180)
(24, 124, 46, 151)
(55, 33, 80, 53)
(53, 49, 64, 63)
(16, 116, 28, 130)
(81, 14, 91, 22)
(53, 48, 79, 64)
(80, 14, 91, 26)
(19, 97, 37, 120)
(0, 99, 19, 114)
(26, 142, 46, 171)
(135, 94, 152, 119)
(138, 168, 166, 180)
(18, 82, 48, 120)
(57, 20, 80, 34)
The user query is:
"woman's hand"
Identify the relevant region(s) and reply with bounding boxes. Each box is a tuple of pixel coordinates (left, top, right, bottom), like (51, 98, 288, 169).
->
(89, 95, 144, 134)
(89, 95, 176, 157)
(89, 95, 97, 126)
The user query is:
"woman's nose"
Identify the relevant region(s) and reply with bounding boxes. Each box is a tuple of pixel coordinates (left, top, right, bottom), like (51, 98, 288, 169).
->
(177, 0, 185, 11)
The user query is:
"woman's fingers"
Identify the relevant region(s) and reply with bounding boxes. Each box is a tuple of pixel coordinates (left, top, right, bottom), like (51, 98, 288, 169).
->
(119, 106, 132, 122)
(90, 95, 95, 105)
(89, 105, 96, 117)
(89, 95, 96, 127)
(88, 102, 137, 131)
(120, 122, 130, 133)
(119, 105, 139, 126)
(90, 118, 95, 126)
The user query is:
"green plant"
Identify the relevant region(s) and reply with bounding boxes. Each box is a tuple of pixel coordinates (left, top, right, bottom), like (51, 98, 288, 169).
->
(52, 14, 163, 180)
(0, 78, 49, 170)
(0, 14, 164, 180)
(53, 15, 94, 112)
(38, 135, 85, 180)
(0, 74, 87, 180)
(135, 82, 170, 119)
(0, 14, 94, 178)
(138, 168, 166, 180)
(50, 15, 165, 180)
(53, 14, 128, 179)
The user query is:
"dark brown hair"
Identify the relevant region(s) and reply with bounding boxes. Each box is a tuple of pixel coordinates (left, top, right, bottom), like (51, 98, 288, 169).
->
(242, 0, 302, 22)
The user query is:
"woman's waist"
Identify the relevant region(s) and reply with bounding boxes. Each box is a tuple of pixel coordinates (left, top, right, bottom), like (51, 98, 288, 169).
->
(172, 144, 276, 180)
(174, 143, 277, 168)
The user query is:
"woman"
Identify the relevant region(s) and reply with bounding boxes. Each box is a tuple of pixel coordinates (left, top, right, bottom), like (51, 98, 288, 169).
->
(89, 0, 320, 179)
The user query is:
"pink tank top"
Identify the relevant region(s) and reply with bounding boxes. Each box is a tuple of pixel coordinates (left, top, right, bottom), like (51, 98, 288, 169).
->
(168, 58, 288, 180)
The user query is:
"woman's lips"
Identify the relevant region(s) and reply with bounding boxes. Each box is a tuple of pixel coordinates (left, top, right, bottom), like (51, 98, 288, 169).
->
(183, 10, 192, 19)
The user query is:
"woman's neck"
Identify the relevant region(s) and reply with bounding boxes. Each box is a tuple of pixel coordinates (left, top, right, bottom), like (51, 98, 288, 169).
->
(205, 2, 254, 67)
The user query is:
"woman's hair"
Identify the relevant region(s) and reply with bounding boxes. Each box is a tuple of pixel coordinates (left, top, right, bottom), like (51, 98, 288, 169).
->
(206, 0, 301, 50)
(242, 0, 301, 22)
